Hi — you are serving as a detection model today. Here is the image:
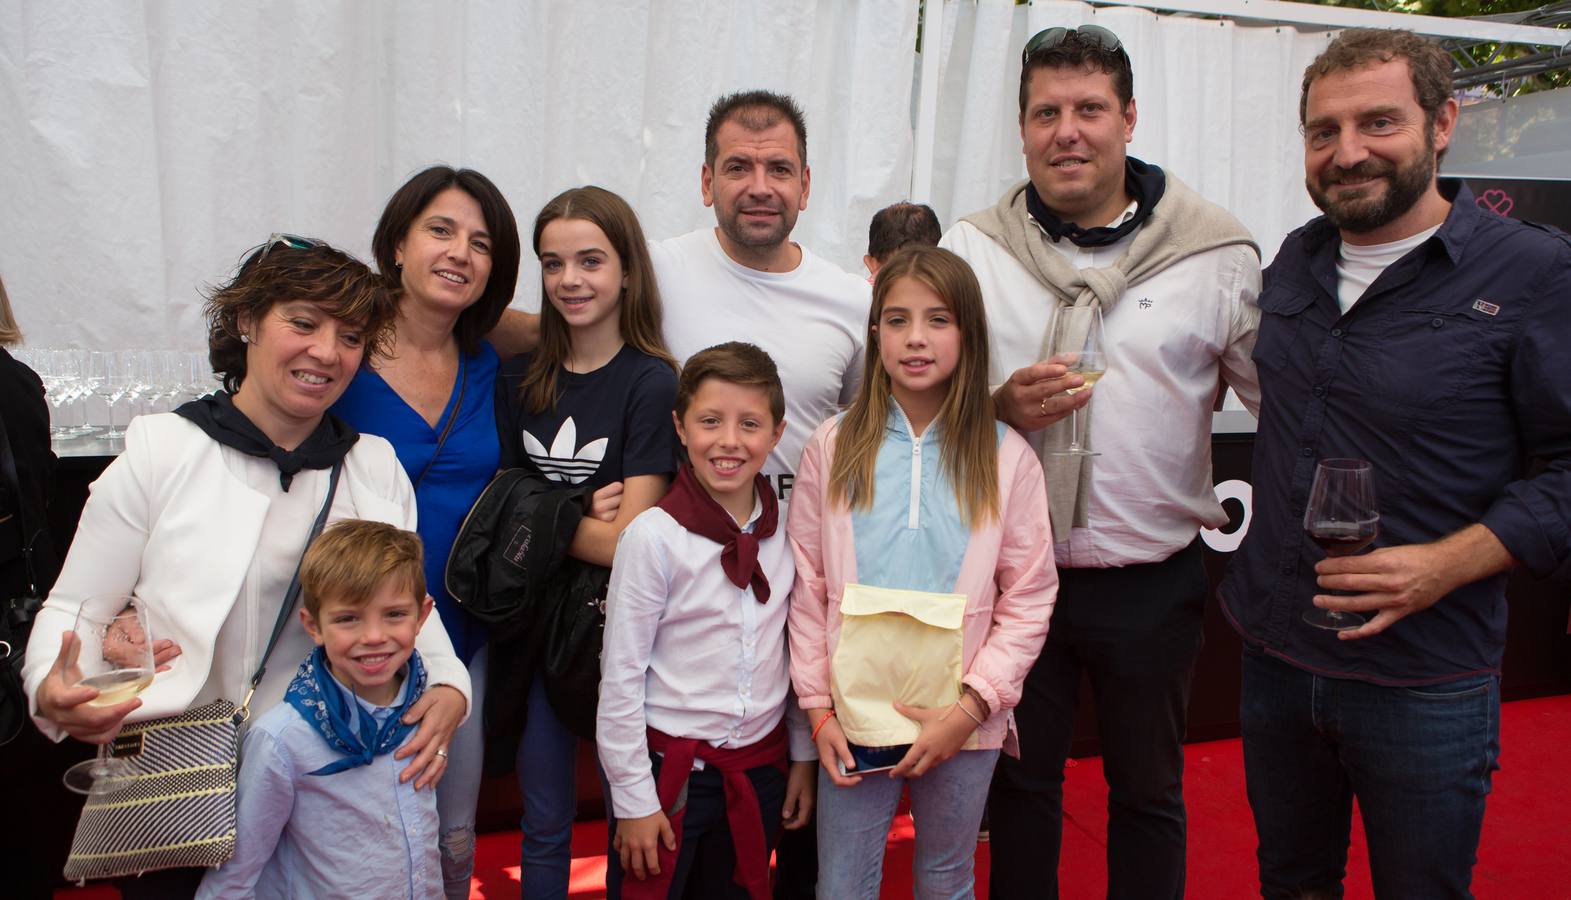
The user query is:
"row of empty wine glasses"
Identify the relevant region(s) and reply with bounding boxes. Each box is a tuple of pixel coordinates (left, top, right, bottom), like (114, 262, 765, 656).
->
(12, 348, 218, 439)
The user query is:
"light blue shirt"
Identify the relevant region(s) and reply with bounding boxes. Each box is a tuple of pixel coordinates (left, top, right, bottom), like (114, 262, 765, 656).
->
(196, 668, 441, 899)
(849, 404, 1004, 592)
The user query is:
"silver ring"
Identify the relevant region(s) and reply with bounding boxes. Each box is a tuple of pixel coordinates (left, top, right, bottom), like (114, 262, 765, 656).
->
(435, 749, 449, 759)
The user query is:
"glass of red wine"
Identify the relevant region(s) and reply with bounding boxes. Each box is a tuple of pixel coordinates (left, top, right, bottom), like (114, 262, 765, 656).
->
(1303, 458, 1379, 632)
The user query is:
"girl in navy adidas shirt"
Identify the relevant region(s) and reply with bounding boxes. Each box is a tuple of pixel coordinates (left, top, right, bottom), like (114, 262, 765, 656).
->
(493, 186, 680, 898)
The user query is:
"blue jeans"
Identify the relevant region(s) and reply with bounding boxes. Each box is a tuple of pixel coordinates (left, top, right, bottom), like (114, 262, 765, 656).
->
(1240, 648, 1500, 900)
(436, 646, 488, 900)
(817, 748, 999, 900)
(515, 676, 580, 900)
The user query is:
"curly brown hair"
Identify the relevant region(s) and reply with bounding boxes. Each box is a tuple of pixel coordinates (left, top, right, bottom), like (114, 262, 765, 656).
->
(204, 239, 399, 393)
(1300, 28, 1455, 130)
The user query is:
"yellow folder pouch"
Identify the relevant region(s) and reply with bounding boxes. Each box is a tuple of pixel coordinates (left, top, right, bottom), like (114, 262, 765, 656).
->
(830, 582, 973, 748)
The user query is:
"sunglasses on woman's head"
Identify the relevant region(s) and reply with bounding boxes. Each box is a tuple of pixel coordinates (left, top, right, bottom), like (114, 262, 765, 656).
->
(257, 232, 327, 261)
(1022, 24, 1127, 66)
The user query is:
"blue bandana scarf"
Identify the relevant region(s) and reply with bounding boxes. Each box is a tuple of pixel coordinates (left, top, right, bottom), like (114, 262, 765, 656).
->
(283, 645, 427, 776)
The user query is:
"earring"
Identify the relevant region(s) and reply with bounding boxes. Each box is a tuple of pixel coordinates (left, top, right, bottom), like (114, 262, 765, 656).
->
(395, 260, 403, 270)
(240, 333, 250, 344)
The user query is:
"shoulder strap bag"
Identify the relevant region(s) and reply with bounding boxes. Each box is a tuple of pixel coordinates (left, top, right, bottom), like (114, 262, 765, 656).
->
(62, 461, 342, 882)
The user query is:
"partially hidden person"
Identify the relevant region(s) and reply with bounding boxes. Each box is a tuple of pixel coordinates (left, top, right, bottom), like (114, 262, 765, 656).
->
(864, 201, 941, 281)
(0, 274, 69, 900)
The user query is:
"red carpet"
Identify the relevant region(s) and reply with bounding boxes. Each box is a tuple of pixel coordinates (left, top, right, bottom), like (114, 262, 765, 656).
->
(58, 695, 1571, 899)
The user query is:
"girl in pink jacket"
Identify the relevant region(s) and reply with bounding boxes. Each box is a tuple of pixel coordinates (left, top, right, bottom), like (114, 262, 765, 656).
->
(787, 246, 1058, 898)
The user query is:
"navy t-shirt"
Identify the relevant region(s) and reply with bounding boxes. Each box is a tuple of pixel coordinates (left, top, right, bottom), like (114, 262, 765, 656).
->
(495, 344, 679, 491)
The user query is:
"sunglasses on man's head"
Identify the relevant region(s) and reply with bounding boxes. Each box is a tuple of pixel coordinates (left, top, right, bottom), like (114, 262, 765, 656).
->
(1022, 24, 1127, 66)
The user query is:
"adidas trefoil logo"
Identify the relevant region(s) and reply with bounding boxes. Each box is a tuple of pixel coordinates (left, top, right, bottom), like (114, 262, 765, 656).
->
(522, 417, 607, 483)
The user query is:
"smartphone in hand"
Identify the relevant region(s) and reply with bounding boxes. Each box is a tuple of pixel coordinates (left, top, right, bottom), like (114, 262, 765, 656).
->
(837, 742, 912, 777)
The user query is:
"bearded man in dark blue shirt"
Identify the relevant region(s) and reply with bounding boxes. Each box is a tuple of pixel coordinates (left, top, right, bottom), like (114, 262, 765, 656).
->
(1221, 28, 1571, 899)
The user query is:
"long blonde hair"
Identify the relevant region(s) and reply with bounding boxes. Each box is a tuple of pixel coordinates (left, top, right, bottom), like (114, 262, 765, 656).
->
(0, 275, 22, 345)
(828, 246, 999, 525)
(520, 186, 676, 414)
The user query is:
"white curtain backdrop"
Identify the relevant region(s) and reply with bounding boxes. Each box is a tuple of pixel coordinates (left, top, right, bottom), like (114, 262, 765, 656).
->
(0, 0, 918, 350)
(925, 0, 1330, 264)
(2, 0, 1349, 352)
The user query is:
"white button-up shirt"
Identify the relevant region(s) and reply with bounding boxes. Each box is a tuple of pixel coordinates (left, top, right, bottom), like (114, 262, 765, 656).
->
(597, 500, 813, 820)
(943, 201, 1262, 568)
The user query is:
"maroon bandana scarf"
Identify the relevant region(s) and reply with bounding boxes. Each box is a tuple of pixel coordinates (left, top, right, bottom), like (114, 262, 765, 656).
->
(656, 463, 779, 603)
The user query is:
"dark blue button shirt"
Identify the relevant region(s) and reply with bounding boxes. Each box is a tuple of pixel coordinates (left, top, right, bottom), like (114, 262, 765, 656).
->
(1221, 184, 1571, 685)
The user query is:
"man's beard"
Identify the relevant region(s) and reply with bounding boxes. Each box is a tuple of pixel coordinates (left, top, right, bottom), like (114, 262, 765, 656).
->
(1307, 139, 1436, 235)
(717, 205, 792, 251)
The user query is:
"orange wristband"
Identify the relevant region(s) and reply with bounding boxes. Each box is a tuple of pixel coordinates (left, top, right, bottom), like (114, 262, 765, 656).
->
(810, 710, 836, 742)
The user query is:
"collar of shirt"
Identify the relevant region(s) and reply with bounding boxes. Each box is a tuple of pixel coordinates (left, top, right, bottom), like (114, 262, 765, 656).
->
(1302, 181, 1479, 274)
(1035, 199, 1141, 265)
(324, 662, 411, 724)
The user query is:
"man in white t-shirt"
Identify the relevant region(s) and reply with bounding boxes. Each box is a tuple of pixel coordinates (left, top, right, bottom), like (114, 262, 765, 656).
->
(940, 26, 1261, 899)
(653, 90, 866, 900)
(651, 90, 868, 505)
(489, 92, 866, 507)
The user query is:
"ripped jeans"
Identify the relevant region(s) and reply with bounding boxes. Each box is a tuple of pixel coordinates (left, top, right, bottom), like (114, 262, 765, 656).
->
(436, 645, 488, 900)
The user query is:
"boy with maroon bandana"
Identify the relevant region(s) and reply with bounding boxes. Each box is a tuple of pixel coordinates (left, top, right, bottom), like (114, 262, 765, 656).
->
(597, 343, 816, 900)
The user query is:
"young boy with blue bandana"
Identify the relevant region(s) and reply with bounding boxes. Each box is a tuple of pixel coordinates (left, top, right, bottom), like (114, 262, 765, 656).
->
(198, 520, 441, 899)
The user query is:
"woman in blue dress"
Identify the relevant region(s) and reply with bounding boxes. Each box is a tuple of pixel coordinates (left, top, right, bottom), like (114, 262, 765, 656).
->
(331, 165, 520, 900)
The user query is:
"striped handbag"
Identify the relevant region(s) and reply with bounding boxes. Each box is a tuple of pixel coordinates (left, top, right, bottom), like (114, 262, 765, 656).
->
(62, 462, 341, 882)
(62, 700, 241, 879)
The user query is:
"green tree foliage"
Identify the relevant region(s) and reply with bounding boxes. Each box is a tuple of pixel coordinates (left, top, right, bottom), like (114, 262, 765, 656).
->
(1306, 0, 1570, 95)
(1314, 0, 1534, 16)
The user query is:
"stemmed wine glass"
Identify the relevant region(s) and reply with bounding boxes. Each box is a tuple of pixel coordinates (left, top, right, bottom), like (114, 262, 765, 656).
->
(61, 595, 157, 795)
(1302, 459, 1380, 632)
(88, 351, 131, 439)
(1046, 305, 1107, 457)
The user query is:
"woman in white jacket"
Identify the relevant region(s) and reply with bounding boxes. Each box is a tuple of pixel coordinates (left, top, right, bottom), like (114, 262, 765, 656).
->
(23, 235, 473, 899)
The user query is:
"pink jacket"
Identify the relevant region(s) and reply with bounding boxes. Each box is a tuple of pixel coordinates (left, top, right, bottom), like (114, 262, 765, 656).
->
(786, 414, 1057, 752)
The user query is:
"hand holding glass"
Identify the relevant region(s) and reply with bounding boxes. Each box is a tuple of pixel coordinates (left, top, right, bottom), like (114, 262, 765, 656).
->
(1302, 459, 1379, 632)
(1047, 305, 1106, 456)
(61, 595, 157, 794)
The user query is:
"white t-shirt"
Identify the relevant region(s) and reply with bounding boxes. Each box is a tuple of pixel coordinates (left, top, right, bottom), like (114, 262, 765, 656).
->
(1335, 224, 1440, 314)
(942, 211, 1262, 569)
(651, 228, 869, 505)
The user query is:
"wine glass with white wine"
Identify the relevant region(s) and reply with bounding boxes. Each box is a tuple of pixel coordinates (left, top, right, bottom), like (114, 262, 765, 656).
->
(1047, 305, 1106, 457)
(61, 595, 157, 795)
